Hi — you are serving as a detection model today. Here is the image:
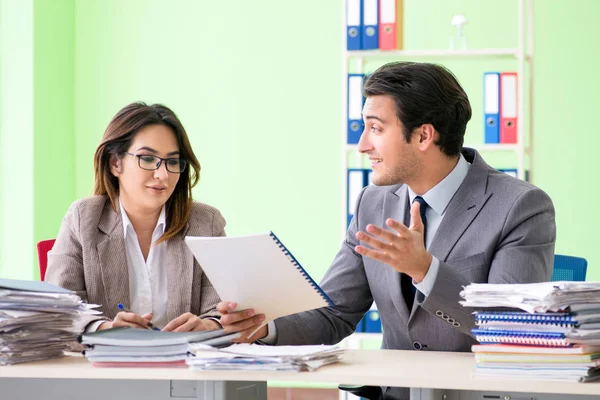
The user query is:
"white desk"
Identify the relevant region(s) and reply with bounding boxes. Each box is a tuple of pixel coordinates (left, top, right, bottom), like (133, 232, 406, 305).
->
(1, 350, 600, 398)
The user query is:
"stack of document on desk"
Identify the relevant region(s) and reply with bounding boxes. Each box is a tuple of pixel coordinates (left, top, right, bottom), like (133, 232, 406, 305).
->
(460, 281, 600, 313)
(461, 282, 600, 382)
(81, 327, 239, 367)
(0, 278, 99, 365)
(472, 343, 600, 382)
(187, 344, 344, 372)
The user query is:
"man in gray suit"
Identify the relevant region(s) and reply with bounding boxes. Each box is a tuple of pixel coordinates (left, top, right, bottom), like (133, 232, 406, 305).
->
(218, 62, 556, 400)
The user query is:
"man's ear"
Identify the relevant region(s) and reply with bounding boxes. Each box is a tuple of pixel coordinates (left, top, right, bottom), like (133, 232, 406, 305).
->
(417, 124, 436, 150)
(109, 154, 122, 177)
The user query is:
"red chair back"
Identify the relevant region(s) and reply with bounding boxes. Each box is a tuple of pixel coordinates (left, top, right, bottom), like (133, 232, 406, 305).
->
(36, 239, 56, 281)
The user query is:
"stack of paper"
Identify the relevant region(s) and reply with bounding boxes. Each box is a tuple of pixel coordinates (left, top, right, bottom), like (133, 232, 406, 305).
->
(460, 282, 600, 382)
(187, 344, 344, 372)
(472, 344, 600, 382)
(0, 278, 99, 365)
(81, 327, 239, 367)
(460, 281, 600, 313)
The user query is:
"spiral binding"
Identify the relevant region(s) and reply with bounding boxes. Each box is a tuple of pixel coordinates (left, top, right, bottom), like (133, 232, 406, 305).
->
(476, 320, 575, 329)
(268, 231, 334, 307)
(475, 311, 575, 324)
(473, 328, 569, 347)
(474, 335, 570, 347)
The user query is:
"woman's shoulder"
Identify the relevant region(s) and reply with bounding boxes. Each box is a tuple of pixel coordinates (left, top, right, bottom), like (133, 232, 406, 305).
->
(65, 195, 110, 225)
(187, 201, 226, 236)
(68, 195, 109, 214)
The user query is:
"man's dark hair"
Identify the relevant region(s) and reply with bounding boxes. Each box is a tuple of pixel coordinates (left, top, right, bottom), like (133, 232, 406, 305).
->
(363, 62, 471, 157)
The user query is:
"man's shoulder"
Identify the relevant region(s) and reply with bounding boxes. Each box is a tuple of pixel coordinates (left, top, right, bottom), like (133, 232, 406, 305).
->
(487, 168, 549, 202)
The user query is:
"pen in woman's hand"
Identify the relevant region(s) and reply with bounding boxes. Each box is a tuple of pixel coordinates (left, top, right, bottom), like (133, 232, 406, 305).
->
(116, 303, 158, 330)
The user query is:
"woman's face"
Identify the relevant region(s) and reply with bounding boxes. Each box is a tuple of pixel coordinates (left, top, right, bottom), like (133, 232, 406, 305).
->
(111, 124, 182, 214)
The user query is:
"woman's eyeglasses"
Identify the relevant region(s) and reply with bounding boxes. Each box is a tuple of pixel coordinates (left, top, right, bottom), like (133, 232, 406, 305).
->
(124, 152, 188, 174)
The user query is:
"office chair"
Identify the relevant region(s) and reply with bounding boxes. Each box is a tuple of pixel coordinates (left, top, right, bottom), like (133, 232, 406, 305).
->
(338, 384, 382, 399)
(36, 239, 56, 281)
(551, 254, 587, 282)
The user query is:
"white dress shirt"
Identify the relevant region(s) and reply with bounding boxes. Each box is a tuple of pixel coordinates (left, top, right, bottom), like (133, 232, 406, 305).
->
(87, 200, 168, 332)
(261, 154, 470, 344)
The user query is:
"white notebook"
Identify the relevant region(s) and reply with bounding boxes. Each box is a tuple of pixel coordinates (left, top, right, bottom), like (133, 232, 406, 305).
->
(184, 232, 333, 333)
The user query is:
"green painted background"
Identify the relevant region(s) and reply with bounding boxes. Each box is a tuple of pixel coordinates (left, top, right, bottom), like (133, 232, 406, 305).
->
(0, 0, 598, 284)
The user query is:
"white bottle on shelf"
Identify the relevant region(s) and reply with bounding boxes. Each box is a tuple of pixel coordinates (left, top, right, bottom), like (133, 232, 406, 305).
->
(449, 14, 468, 50)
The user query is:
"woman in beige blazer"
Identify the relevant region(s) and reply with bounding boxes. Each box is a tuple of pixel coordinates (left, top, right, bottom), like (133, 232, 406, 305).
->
(46, 102, 224, 333)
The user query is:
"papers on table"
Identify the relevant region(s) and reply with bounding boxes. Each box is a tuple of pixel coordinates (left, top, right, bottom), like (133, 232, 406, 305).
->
(0, 278, 98, 365)
(187, 344, 344, 372)
(81, 327, 240, 367)
(460, 281, 600, 313)
(461, 281, 600, 383)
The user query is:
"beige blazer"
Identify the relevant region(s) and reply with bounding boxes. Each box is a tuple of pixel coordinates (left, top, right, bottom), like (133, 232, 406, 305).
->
(46, 195, 225, 332)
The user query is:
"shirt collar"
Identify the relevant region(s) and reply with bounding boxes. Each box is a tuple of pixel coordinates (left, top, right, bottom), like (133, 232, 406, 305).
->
(119, 198, 166, 238)
(407, 153, 470, 216)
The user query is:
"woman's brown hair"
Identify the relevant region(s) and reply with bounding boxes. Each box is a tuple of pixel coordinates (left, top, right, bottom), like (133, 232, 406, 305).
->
(93, 102, 200, 243)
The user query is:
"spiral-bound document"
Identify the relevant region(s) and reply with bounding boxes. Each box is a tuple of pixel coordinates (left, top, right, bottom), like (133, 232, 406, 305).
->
(184, 232, 333, 335)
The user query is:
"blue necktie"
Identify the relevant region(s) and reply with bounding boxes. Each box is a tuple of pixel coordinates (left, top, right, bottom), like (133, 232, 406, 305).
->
(401, 196, 428, 311)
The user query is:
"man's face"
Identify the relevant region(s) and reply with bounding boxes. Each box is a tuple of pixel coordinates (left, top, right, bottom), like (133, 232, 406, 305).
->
(358, 95, 421, 186)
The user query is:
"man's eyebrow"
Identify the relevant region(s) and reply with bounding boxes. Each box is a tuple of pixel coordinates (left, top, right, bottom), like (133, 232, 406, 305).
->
(364, 115, 386, 123)
(137, 146, 180, 156)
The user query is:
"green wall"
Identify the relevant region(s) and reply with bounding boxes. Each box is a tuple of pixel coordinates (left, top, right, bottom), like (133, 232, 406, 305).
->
(0, 0, 599, 281)
(33, 0, 76, 279)
(0, 0, 34, 279)
(73, 0, 342, 282)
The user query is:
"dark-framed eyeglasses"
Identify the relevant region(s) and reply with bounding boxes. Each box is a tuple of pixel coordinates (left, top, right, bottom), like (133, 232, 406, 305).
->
(124, 152, 188, 174)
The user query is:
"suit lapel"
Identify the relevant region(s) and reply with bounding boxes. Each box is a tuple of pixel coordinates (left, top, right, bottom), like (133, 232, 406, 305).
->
(428, 149, 493, 262)
(97, 200, 130, 314)
(166, 226, 194, 322)
(382, 185, 411, 323)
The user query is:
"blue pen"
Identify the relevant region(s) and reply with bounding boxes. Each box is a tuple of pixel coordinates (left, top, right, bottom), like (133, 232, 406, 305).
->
(116, 303, 160, 330)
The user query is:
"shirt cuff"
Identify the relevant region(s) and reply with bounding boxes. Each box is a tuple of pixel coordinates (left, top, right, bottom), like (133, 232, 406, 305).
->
(413, 256, 440, 297)
(257, 320, 277, 344)
(85, 320, 106, 333)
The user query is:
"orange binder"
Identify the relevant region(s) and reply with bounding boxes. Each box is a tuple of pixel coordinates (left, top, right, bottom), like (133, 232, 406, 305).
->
(379, 0, 403, 50)
(500, 72, 518, 144)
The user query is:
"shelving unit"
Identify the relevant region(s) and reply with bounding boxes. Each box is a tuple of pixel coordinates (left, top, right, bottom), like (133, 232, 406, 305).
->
(340, 0, 534, 357)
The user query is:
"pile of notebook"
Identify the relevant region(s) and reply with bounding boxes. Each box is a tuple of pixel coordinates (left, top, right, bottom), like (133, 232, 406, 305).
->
(0, 278, 99, 365)
(187, 343, 344, 372)
(460, 281, 600, 382)
(81, 327, 239, 367)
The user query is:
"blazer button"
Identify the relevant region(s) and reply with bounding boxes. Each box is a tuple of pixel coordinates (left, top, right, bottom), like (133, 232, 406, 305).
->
(413, 341, 423, 350)
(435, 310, 443, 317)
(453, 321, 461, 328)
(447, 318, 455, 324)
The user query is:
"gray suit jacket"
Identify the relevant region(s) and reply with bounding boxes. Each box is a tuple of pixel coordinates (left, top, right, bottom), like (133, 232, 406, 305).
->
(46, 195, 225, 332)
(273, 149, 556, 399)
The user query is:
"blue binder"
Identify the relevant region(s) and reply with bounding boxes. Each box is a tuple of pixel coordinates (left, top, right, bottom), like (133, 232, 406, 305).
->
(347, 74, 365, 144)
(361, 0, 378, 50)
(483, 72, 500, 143)
(347, 168, 370, 226)
(364, 309, 382, 333)
(346, 0, 362, 50)
(474, 311, 575, 325)
(498, 168, 529, 181)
